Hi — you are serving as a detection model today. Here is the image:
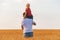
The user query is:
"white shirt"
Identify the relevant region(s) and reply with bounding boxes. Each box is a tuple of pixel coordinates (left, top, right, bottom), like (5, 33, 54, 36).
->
(22, 18, 33, 33)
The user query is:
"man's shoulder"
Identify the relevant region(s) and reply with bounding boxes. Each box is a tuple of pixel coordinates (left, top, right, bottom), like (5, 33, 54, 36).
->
(22, 18, 28, 22)
(23, 18, 33, 22)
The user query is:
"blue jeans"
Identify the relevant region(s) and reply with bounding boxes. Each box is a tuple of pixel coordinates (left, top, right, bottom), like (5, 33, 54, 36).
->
(24, 32, 33, 37)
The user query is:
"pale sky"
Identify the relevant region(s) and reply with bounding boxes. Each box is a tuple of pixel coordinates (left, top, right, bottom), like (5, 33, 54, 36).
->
(0, 0, 60, 29)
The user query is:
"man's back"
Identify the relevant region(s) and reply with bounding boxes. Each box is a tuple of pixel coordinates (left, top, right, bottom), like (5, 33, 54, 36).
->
(22, 18, 33, 33)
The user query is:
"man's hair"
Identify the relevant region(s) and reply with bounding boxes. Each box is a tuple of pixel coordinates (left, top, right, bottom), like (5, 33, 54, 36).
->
(23, 12, 25, 16)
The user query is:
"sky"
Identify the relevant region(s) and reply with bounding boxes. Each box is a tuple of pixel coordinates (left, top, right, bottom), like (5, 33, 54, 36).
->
(0, 0, 60, 29)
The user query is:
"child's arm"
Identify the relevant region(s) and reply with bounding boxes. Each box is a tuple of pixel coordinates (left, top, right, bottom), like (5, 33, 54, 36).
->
(24, 9, 27, 18)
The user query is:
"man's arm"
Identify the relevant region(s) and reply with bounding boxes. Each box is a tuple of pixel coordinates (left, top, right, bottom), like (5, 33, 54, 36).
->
(33, 22, 36, 25)
(21, 25, 24, 30)
(21, 20, 24, 30)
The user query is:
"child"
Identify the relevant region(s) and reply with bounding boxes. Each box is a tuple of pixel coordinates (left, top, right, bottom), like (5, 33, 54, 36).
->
(21, 12, 36, 37)
(25, 3, 33, 19)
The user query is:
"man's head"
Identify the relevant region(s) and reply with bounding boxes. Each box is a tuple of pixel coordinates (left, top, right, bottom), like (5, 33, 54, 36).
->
(23, 12, 26, 18)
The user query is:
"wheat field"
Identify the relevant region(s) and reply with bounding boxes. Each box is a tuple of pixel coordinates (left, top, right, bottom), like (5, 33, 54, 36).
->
(0, 30, 60, 40)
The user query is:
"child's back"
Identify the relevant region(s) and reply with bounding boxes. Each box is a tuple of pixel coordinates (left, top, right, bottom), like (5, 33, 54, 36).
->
(25, 3, 33, 19)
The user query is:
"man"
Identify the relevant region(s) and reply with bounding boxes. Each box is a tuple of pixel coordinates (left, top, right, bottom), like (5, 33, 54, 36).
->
(21, 12, 36, 37)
